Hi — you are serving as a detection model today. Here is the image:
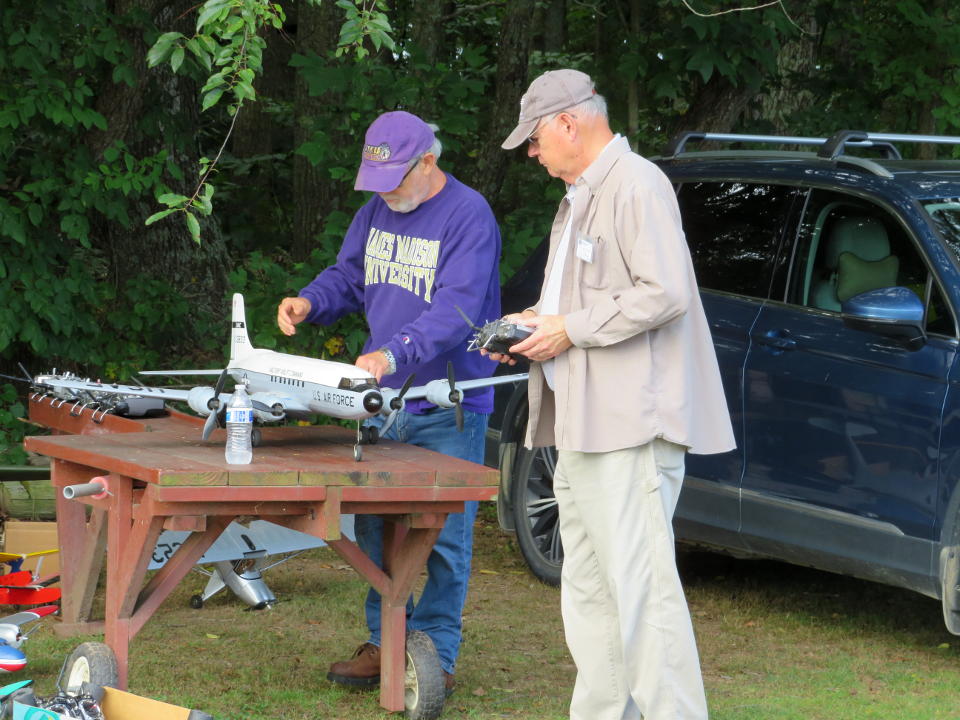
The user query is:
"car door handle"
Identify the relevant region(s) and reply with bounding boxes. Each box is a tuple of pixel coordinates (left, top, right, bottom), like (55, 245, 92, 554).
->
(757, 329, 797, 350)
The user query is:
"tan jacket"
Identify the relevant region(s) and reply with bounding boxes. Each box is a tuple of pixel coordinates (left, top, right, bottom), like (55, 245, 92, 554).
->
(525, 137, 735, 455)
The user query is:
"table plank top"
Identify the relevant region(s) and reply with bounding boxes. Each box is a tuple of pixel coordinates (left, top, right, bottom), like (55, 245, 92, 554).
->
(25, 423, 499, 489)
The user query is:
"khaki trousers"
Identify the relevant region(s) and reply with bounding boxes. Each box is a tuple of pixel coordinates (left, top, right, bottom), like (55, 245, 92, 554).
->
(554, 439, 708, 720)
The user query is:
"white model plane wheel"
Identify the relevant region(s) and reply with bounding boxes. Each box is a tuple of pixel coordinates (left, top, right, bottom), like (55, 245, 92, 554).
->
(63, 641, 119, 696)
(403, 630, 445, 720)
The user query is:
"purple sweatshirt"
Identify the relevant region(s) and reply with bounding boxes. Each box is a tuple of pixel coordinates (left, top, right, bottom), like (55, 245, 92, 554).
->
(299, 172, 501, 414)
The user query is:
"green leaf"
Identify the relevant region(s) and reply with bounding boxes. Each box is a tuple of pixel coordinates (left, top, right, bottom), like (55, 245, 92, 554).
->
(197, 0, 231, 32)
(145, 208, 177, 225)
(157, 193, 189, 206)
(146, 31, 182, 67)
(185, 212, 201, 244)
(171, 46, 185, 73)
(201, 88, 224, 111)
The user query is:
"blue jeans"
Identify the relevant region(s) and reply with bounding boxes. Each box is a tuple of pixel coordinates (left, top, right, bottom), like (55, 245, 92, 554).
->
(357, 408, 488, 675)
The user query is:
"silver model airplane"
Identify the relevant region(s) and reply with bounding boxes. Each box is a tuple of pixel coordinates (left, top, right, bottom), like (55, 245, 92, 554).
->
(148, 518, 350, 610)
(29, 293, 527, 460)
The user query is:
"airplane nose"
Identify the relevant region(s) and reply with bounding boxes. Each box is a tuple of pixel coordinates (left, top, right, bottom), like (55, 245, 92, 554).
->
(363, 391, 383, 413)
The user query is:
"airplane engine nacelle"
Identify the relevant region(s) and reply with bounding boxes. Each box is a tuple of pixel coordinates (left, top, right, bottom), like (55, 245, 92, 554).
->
(0, 624, 21, 648)
(249, 393, 286, 422)
(187, 386, 217, 417)
(424, 379, 458, 409)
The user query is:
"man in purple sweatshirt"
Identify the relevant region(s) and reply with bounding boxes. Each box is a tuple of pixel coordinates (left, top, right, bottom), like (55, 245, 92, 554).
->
(277, 111, 501, 695)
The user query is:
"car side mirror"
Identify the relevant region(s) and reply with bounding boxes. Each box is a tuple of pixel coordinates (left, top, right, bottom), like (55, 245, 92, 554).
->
(841, 286, 927, 351)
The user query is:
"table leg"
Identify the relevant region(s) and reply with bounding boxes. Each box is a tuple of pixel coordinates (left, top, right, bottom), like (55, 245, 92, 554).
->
(53, 461, 108, 629)
(378, 521, 442, 712)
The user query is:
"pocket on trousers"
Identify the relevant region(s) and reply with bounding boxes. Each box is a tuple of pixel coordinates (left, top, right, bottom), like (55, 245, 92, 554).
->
(636, 442, 661, 492)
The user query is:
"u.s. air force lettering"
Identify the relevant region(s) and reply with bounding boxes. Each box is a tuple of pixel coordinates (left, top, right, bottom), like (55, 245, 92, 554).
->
(316, 389, 357, 408)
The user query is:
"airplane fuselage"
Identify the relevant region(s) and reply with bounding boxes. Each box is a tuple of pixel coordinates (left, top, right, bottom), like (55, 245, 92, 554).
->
(227, 349, 382, 420)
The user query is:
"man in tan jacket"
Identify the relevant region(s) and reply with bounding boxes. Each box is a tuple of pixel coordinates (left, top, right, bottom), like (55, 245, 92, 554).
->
(495, 70, 736, 720)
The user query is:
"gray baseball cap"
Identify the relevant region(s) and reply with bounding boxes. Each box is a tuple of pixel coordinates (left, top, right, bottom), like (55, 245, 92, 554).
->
(501, 69, 596, 150)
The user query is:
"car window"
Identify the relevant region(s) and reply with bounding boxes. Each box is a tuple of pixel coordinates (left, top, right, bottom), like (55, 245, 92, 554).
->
(925, 200, 960, 262)
(677, 181, 801, 298)
(787, 189, 954, 336)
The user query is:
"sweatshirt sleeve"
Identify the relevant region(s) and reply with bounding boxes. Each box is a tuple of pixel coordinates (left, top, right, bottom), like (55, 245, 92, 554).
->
(381, 201, 501, 366)
(298, 205, 370, 325)
(564, 177, 692, 348)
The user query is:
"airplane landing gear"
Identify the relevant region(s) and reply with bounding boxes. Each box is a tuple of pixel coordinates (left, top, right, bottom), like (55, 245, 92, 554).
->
(353, 423, 380, 462)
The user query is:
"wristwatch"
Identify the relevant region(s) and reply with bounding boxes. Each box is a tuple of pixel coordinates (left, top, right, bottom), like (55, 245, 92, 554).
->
(379, 347, 397, 375)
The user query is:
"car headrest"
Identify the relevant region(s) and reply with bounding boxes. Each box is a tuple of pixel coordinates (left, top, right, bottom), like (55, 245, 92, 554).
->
(824, 216, 890, 270)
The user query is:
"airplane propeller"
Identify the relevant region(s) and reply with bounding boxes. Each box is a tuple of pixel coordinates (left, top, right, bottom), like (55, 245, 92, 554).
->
(446, 361, 464, 432)
(201, 368, 230, 441)
(379, 372, 415, 438)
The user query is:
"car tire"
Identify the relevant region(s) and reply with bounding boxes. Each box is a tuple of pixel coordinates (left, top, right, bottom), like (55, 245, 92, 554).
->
(510, 408, 563, 586)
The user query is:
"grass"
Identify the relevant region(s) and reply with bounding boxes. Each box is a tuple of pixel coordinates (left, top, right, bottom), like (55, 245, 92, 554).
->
(17, 506, 960, 719)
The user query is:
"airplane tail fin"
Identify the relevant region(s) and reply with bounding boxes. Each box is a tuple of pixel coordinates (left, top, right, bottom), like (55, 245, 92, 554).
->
(230, 293, 255, 364)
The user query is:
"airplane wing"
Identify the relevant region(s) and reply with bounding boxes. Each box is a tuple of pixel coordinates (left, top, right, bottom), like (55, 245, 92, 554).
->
(398, 372, 529, 404)
(147, 519, 352, 570)
(33, 374, 192, 404)
(0, 550, 57, 565)
(0, 605, 59, 627)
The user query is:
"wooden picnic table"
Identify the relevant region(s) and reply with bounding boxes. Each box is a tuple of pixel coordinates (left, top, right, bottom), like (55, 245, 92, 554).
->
(25, 399, 498, 715)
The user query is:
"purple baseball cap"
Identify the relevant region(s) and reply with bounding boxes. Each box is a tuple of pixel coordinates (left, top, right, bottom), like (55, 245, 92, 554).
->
(354, 111, 436, 193)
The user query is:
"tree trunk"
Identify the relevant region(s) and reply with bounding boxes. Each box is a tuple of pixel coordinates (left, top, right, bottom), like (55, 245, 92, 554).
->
(474, 0, 536, 216)
(541, 0, 566, 52)
(757, 10, 819, 135)
(291, 0, 342, 262)
(665, 72, 758, 139)
(90, 0, 230, 333)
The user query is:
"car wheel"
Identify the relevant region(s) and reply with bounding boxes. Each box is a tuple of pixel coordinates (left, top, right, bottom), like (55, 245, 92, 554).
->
(510, 422, 563, 586)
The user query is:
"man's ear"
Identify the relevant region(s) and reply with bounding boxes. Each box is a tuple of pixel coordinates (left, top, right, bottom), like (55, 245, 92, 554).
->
(556, 112, 578, 139)
(420, 152, 438, 170)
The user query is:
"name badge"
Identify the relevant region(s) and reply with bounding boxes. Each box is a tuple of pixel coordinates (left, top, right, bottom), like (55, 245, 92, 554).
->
(576, 233, 594, 263)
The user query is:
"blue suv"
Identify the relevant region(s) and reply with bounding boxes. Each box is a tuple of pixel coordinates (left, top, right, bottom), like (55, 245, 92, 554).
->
(492, 130, 960, 634)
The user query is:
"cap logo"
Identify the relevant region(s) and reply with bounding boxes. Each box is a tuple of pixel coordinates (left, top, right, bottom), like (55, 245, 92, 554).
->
(363, 143, 392, 162)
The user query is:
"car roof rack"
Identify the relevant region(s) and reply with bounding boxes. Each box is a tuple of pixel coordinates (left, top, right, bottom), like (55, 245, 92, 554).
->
(661, 130, 960, 178)
(662, 131, 904, 160)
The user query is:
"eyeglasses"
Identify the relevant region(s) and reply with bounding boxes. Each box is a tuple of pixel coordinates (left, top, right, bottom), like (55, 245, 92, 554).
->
(398, 154, 424, 185)
(527, 113, 576, 148)
(527, 114, 559, 148)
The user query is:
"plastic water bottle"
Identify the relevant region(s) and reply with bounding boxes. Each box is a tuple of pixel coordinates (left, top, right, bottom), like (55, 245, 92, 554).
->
(224, 382, 254, 464)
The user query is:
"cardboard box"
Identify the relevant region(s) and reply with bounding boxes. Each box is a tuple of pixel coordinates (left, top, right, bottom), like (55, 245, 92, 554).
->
(3, 521, 60, 579)
(13, 686, 204, 719)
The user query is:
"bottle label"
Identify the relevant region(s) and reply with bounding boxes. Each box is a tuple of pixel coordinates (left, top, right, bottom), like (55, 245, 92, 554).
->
(225, 408, 253, 423)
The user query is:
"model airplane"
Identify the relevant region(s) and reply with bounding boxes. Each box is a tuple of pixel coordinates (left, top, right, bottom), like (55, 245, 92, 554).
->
(148, 518, 346, 610)
(0, 552, 60, 607)
(0, 605, 58, 672)
(29, 293, 528, 460)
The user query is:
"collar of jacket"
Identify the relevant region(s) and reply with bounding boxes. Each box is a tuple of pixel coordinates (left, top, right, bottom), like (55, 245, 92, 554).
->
(577, 135, 632, 194)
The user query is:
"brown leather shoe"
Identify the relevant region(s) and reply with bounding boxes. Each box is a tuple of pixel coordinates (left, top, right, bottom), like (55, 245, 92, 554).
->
(443, 671, 455, 698)
(327, 643, 381, 687)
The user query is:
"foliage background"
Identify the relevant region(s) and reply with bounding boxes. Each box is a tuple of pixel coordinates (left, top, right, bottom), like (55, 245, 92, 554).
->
(3, 0, 960, 462)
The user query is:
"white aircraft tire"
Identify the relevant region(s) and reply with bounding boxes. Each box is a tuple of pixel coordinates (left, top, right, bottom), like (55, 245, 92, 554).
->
(403, 630, 445, 720)
(63, 641, 119, 695)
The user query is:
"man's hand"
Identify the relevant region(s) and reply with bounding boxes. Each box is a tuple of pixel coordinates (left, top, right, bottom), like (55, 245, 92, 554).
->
(508, 314, 572, 362)
(480, 311, 536, 365)
(355, 350, 391, 382)
(277, 296, 312, 336)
